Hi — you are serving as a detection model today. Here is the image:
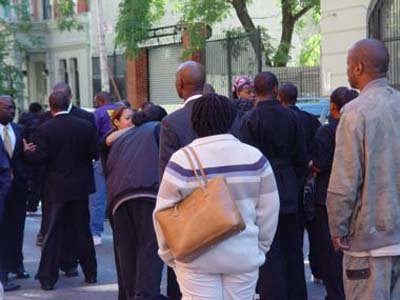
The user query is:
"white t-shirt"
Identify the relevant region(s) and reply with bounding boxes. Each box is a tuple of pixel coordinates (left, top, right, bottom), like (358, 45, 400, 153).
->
(345, 243, 400, 257)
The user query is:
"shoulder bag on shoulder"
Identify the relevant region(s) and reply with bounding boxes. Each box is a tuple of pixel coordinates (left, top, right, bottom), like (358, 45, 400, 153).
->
(155, 146, 246, 262)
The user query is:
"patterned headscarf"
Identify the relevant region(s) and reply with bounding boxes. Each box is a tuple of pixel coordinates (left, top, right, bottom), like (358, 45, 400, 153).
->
(233, 75, 253, 94)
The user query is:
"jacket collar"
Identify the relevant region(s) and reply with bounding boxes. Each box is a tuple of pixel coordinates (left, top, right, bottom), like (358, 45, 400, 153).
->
(184, 94, 202, 107)
(361, 78, 389, 94)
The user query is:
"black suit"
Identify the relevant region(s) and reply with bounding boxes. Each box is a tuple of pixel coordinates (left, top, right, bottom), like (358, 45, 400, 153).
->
(0, 123, 29, 281)
(26, 113, 97, 286)
(39, 106, 96, 234)
(241, 99, 308, 300)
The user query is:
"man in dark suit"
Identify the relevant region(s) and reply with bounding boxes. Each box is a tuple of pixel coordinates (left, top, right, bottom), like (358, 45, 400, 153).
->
(0, 95, 30, 292)
(278, 83, 322, 281)
(159, 61, 206, 299)
(36, 82, 96, 277)
(241, 72, 308, 300)
(25, 91, 97, 290)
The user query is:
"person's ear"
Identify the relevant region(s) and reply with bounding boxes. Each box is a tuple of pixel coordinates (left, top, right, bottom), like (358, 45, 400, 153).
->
(354, 62, 364, 77)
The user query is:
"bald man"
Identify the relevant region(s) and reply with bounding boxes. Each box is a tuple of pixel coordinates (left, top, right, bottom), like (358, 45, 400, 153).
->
(327, 38, 400, 300)
(158, 61, 206, 299)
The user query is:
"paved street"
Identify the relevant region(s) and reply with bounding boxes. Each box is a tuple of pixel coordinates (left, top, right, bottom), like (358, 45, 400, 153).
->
(4, 213, 326, 300)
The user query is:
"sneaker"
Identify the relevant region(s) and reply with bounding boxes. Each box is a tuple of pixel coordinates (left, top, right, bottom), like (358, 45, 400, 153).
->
(93, 235, 102, 246)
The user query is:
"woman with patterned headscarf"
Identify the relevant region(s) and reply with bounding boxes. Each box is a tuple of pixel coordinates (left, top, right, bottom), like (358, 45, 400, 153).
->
(232, 75, 255, 117)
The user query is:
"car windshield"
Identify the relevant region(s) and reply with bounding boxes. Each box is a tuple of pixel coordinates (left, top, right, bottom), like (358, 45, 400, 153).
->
(297, 98, 329, 124)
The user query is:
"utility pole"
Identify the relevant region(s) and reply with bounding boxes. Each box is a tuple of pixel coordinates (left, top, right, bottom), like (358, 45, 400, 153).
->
(93, 0, 110, 92)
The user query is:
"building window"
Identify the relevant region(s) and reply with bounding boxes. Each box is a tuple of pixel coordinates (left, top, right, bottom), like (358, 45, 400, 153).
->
(92, 54, 127, 101)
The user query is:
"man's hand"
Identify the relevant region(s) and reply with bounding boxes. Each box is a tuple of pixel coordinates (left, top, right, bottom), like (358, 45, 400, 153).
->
(23, 138, 36, 152)
(332, 236, 350, 252)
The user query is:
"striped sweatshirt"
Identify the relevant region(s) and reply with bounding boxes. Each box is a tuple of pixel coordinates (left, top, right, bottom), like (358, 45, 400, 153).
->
(154, 134, 280, 274)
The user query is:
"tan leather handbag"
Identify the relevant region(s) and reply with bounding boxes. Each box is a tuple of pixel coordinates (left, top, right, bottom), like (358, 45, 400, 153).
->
(155, 146, 246, 262)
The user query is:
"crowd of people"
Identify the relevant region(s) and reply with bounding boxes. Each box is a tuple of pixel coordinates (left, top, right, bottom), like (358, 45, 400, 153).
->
(0, 37, 400, 300)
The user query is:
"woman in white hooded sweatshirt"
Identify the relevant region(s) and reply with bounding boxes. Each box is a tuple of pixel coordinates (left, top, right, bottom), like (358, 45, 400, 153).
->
(154, 93, 280, 300)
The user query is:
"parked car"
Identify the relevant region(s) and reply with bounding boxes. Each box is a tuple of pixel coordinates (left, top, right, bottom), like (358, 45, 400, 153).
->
(297, 98, 330, 124)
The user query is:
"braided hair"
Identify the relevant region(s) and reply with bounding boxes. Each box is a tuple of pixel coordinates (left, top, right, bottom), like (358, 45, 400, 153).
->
(191, 93, 237, 138)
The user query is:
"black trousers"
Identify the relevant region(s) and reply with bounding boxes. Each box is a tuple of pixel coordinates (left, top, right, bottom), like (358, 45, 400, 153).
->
(257, 213, 307, 300)
(312, 205, 344, 300)
(39, 196, 78, 272)
(112, 199, 163, 300)
(0, 183, 27, 279)
(37, 199, 97, 286)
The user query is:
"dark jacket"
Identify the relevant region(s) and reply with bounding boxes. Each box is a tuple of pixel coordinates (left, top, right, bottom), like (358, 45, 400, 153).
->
(232, 98, 255, 118)
(289, 105, 321, 158)
(241, 99, 308, 214)
(311, 118, 338, 205)
(0, 139, 12, 222)
(26, 114, 96, 202)
(106, 121, 161, 214)
(18, 112, 43, 142)
(159, 97, 241, 177)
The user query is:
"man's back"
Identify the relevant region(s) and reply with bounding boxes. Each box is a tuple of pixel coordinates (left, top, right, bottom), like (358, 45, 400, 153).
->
(328, 78, 400, 251)
(33, 114, 96, 202)
(241, 100, 306, 161)
(159, 101, 197, 176)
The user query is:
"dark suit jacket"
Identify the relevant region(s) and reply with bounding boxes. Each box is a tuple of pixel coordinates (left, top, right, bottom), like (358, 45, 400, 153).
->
(0, 144, 11, 222)
(289, 105, 321, 159)
(26, 114, 96, 203)
(159, 97, 242, 177)
(159, 100, 197, 177)
(70, 106, 96, 128)
(241, 99, 308, 214)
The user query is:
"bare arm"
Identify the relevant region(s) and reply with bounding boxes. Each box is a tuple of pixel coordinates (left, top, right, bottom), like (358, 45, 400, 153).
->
(105, 127, 132, 146)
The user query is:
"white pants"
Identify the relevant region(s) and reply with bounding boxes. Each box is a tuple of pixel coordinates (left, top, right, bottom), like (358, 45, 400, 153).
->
(175, 267, 258, 300)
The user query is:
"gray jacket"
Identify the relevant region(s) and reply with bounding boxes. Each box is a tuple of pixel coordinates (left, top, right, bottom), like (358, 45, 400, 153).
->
(327, 78, 400, 252)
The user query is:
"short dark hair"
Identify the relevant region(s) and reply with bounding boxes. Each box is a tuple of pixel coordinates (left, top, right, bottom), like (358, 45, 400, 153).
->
(330, 87, 359, 110)
(52, 82, 72, 98)
(191, 93, 237, 138)
(132, 104, 167, 126)
(95, 92, 112, 103)
(254, 72, 279, 95)
(278, 83, 298, 105)
(29, 102, 43, 113)
(49, 92, 69, 111)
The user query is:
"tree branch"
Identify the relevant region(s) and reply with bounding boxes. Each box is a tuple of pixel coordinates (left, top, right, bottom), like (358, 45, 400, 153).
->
(293, 4, 313, 21)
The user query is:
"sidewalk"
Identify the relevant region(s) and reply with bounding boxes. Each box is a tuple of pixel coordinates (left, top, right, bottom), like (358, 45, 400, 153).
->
(4, 214, 326, 300)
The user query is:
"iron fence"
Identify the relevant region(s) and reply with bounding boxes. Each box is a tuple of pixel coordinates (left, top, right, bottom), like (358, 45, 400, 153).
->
(263, 66, 321, 98)
(205, 30, 320, 98)
(369, 0, 400, 90)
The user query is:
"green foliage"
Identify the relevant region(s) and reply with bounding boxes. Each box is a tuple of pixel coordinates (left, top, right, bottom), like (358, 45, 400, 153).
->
(0, 0, 41, 100)
(115, 0, 165, 59)
(177, 0, 231, 59)
(299, 33, 320, 66)
(56, 0, 84, 31)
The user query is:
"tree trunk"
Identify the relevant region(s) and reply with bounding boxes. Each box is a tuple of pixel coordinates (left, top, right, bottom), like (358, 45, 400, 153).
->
(230, 0, 263, 63)
(273, 0, 313, 67)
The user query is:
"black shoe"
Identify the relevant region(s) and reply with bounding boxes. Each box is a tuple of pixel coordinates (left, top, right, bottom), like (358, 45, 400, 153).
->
(85, 276, 97, 284)
(64, 268, 79, 277)
(40, 281, 54, 291)
(3, 282, 21, 292)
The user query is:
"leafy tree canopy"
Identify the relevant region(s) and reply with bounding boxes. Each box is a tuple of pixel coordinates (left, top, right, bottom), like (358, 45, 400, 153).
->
(115, 0, 320, 66)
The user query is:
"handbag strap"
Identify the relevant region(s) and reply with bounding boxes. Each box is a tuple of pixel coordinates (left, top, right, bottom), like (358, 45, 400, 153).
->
(187, 146, 208, 185)
(182, 148, 206, 190)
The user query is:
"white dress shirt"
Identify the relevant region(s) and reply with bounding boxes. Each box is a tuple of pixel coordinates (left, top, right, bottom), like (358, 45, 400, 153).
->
(0, 122, 16, 153)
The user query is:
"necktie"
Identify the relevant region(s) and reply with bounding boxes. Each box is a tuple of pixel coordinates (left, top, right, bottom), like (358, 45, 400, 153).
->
(3, 126, 13, 158)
